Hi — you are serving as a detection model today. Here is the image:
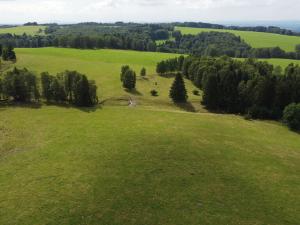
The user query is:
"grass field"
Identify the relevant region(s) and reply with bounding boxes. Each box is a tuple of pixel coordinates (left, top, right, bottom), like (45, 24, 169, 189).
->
(1, 47, 299, 224)
(252, 58, 300, 68)
(14, 48, 202, 111)
(0, 106, 299, 225)
(176, 26, 300, 52)
(0, 25, 46, 35)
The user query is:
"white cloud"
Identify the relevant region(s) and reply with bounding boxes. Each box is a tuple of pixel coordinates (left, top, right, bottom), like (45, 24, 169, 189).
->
(0, 0, 299, 23)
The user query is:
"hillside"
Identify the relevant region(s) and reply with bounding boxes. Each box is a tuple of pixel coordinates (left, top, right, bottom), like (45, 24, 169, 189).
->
(14, 48, 202, 111)
(176, 26, 300, 52)
(0, 25, 46, 35)
(1, 106, 299, 225)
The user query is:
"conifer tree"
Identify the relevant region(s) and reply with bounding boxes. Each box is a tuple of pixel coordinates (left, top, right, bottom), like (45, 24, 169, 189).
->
(169, 73, 188, 103)
(123, 69, 136, 90)
(140, 67, 146, 77)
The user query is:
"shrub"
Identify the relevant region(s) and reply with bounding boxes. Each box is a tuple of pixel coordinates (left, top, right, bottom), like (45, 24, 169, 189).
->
(150, 89, 158, 96)
(193, 89, 200, 96)
(140, 67, 146, 77)
(283, 103, 300, 131)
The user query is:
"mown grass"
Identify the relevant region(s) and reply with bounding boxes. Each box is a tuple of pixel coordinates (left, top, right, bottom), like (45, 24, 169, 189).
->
(0, 106, 299, 225)
(176, 26, 300, 52)
(14, 48, 202, 111)
(0, 25, 46, 35)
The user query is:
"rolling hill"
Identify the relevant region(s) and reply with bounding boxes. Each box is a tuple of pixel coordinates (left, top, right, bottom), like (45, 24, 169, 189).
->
(176, 26, 300, 52)
(14, 47, 202, 111)
(0, 47, 299, 225)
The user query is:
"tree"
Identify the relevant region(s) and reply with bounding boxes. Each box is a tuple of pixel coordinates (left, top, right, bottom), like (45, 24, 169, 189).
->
(202, 74, 219, 109)
(156, 61, 167, 75)
(122, 69, 136, 90)
(74, 75, 93, 106)
(296, 44, 300, 59)
(120, 65, 130, 82)
(2, 46, 16, 61)
(283, 103, 300, 131)
(169, 73, 188, 103)
(140, 67, 146, 77)
(2, 67, 39, 102)
(41, 72, 53, 102)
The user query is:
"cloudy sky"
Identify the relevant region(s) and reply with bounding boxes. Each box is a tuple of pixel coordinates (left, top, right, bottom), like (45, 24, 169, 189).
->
(0, 0, 299, 24)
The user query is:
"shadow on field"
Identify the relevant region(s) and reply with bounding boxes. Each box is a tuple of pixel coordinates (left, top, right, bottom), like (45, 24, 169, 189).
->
(125, 89, 143, 96)
(159, 73, 176, 79)
(0, 101, 42, 109)
(0, 101, 100, 113)
(175, 102, 196, 112)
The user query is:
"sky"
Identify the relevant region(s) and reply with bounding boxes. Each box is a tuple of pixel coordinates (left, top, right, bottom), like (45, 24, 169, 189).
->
(0, 0, 300, 24)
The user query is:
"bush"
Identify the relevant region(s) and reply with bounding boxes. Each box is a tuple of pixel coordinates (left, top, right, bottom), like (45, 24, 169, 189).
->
(150, 89, 158, 96)
(140, 67, 146, 77)
(283, 103, 300, 131)
(193, 89, 200, 96)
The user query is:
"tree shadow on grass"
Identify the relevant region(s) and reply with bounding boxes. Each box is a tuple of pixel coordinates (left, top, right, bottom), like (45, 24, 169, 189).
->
(175, 102, 197, 113)
(44, 102, 100, 113)
(125, 89, 143, 96)
(159, 73, 176, 79)
(0, 101, 100, 113)
(0, 101, 42, 109)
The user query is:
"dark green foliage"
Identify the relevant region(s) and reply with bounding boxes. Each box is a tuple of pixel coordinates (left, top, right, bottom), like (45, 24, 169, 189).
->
(41, 72, 53, 102)
(193, 90, 200, 96)
(40, 70, 98, 107)
(122, 69, 136, 90)
(150, 89, 158, 96)
(156, 57, 185, 75)
(2, 67, 39, 102)
(202, 74, 219, 109)
(140, 67, 146, 77)
(120, 65, 130, 82)
(74, 75, 92, 106)
(158, 56, 300, 120)
(2, 46, 16, 61)
(0, 23, 162, 52)
(159, 32, 251, 57)
(169, 73, 188, 103)
(283, 103, 300, 131)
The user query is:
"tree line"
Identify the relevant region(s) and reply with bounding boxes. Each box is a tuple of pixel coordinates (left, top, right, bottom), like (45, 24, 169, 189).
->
(157, 56, 300, 131)
(0, 68, 98, 107)
(0, 23, 171, 52)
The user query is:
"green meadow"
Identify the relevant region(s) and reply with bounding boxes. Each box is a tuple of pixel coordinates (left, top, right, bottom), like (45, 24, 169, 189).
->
(176, 26, 300, 52)
(0, 47, 299, 225)
(14, 48, 202, 111)
(1, 106, 299, 225)
(0, 25, 46, 35)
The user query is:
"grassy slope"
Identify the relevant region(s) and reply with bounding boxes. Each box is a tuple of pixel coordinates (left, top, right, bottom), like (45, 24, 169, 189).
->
(0, 106, 299, 225)
(263, 58, 300, 67)
(176, 26, 300, 52)
(1, 48, 299, 224)
(0, 25, 46, 35)
(14, 48, 202, 111)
